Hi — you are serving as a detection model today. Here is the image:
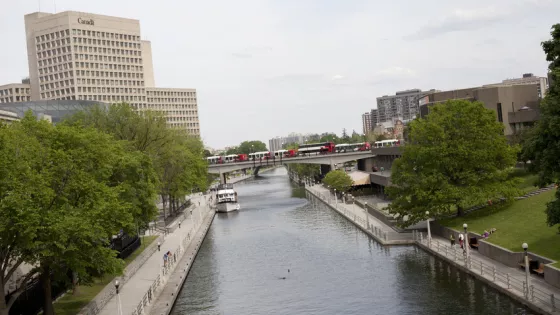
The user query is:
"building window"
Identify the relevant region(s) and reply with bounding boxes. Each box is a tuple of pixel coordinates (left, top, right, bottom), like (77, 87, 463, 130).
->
(497, 103, 503, 123)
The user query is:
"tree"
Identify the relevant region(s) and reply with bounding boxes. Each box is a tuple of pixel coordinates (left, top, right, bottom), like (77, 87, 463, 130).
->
(0, 113, 146, 315)
(290, 164, 320, 179)
(235, 140, 267, 154)
(349, 130, 364, 144)
(203, 149, 213, 157)
(341, 128, 349, 142)
(319, 133, 340, 144)
(283, 142, 299, 150)
(524, 24, 560, 230)
(386, 100, 520, 227)
(322, 170, 354, 193)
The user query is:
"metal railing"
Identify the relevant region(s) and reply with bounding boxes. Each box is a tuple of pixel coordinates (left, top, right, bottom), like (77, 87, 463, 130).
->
(417, 234, 560, 313)
(130, 210, 205, 315)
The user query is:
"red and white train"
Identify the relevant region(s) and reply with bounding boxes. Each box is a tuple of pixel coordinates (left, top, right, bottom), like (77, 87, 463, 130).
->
(206, 140, 394, 164)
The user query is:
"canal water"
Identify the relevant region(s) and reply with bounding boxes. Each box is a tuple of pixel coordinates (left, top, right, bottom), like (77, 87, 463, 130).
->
(171, 168, 531, 315)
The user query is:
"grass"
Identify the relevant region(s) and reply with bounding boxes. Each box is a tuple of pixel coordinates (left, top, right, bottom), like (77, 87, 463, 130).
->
(440, 189, 560, 266)
(53, 235, 158, 315)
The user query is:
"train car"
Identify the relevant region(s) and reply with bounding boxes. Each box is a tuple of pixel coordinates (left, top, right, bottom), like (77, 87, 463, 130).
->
(207, 156, 223, 164)
(273, 150, 288, 158)
(335, 143, 351, 153)
(224, 154, 238, 163)
(249, 151, 271, 160)
(236, 154, 248, 162)
(357, 142, 371, 151)
(285, 149, 297, 157)
(297, 142, 336, 155)
(374, 139, 400, 148)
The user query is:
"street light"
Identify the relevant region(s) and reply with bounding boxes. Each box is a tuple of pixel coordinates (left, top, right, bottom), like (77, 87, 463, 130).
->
(523, 242, 531, 299)
(426, 211, 431, 244)
(463, 223, 469, 261)
(115, 280, 123, 315)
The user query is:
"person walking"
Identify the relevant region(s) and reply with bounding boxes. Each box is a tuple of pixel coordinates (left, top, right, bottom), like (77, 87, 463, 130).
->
(163, 252, 168, 267)
(450, 234, 455, 247)
(459, 233, 464, 249)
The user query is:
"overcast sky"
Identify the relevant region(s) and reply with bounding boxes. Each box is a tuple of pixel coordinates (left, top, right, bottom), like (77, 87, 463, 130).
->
(1, 0, 559, 149)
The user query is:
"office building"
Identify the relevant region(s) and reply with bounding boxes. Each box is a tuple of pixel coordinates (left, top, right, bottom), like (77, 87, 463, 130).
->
(0, 109, 19, 123)
(0, 82, 31, 103)
(362, 112, 371, 134)
(376, 89, 436, 123)
(370, 109, 379, 127)
(269, 133, 309, 152)
(12, 10, 199, 135)
(484, 73, 548, 98)
(419, 84, 541, 136)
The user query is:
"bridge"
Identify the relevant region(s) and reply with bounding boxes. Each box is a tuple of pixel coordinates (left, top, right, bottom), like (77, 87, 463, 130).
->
(208, 151, 376, 183)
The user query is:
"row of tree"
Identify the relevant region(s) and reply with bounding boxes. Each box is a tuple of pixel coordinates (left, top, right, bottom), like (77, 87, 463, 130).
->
(223, 140, 268, 155)
(386, 24, 560, 229)
(0, 104, 208, 315)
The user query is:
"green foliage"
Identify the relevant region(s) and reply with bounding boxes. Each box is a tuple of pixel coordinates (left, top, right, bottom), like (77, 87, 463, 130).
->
(283, 142, 299, 150)
(322, 170, 354, 192)
(319, 133, 340, 144)
(386, 100, 520, 227)
(290, 164, 320, 179)
(526, 24, 560, 230)
(0, 113, 150, 314)
(227, 140, 267, 154)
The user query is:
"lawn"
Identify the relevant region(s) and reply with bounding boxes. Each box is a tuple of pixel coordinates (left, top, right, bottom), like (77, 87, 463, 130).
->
(53, 235, 158, 315)
(440, 189, 560, 266)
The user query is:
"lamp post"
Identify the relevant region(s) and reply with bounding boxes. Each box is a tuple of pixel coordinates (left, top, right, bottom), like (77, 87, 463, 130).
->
(523, 242, 531, 299)
(463, 223, 469, 261)
(115, 280, 123, 315)
(426, 211, 431, 244)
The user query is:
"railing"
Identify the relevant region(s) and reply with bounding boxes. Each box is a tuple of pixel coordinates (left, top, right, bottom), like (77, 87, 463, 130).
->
(130, 209, 207, 315)
(417, 234, 560, 313)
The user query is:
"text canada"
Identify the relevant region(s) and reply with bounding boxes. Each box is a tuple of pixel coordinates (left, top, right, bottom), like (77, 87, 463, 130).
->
(78, 18, 94, 26)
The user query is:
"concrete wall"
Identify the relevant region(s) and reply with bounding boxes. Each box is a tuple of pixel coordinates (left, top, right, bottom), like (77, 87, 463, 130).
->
(544, 265, 560, 289)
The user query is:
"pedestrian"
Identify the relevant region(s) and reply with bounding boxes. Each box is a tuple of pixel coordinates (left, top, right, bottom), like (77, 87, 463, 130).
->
(459, 233, 464, 249)
(163, 252, 168, 266)
(450, 234, 455, 247)
(157, 241, 161, 252)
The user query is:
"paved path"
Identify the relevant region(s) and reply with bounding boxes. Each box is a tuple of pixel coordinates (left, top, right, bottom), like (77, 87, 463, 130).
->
(98, 194, 212, 315)
(421, 235, 560, 314)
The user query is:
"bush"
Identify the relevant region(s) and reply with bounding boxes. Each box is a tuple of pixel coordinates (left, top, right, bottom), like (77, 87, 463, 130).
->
(322, 170, 353, 192)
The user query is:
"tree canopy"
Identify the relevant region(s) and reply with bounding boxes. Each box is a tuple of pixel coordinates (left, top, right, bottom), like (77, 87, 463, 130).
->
(386, 100, 519, 227)
(523, 24, 560, 230)
(0, 113, 152, 315)
(322, 170, 354, 193)
(226, 140, 267, 154)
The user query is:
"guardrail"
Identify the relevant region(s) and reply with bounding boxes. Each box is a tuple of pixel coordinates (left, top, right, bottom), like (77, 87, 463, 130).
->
(130, 209, 208, 315)
(416, 233, 560, 313)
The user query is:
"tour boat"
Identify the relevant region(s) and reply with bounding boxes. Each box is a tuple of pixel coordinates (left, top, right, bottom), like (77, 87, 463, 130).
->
(216, 184, 240, 213)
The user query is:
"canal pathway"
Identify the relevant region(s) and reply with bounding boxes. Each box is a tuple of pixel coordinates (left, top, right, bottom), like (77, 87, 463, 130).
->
(171, 168, 532, 315)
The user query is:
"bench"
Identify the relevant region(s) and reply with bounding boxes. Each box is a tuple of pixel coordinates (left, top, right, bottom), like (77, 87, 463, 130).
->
(532, 263, 545, 276)
(469, 237, 479, 250)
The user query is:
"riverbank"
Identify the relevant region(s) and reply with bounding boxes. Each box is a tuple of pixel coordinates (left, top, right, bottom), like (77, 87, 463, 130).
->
(306, 184, 560, 315)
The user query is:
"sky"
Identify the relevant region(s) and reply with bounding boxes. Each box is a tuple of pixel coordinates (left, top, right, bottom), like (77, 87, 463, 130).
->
(1, 0, 559, 149)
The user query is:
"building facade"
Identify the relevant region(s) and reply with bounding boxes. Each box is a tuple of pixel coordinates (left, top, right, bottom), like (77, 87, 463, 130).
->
(0, 83, 31, 103)
(14, 11, 199, 135)
(419, 84, 541, 136)
(0, 109, 19, 123)
(484, 73, 548, 99)
(362, 112, 371, 135)
(0, 100, 104, 124)
(376, 89, 436, 123)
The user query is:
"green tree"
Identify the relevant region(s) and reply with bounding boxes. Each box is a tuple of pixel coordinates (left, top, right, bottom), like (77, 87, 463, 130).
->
(322, 170, 354, 192)
(349, 130, 364, 143)
(290, 163, 320, 179)
(283, 142, 299, 150)
(386, 100, 520, 226)
(341, 128, 349, 141)
(203, 149, 213, 157)
(525, 24, 560, 230)
(1, 114, 145, 315)
(236, 140, 267, 154)
(319, 133, 340, 144)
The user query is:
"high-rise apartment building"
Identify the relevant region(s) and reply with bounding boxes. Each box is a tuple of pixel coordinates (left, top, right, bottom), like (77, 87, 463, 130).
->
(376, 89, 436, 123)
(362, 112, 371, 134)
(15, 11, 200, 135)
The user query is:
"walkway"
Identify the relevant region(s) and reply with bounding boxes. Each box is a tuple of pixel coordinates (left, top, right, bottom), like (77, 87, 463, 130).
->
(97, 194, 212, 315)
(420, 235, 560, 314)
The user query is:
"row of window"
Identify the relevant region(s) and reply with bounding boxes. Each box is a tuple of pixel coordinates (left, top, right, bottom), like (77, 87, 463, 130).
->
(72, 37, 141, 49)
(40, 79, 74, 91)
(39, 71, 73, 84)
(77, 87, 144, 94)
(77, 77, 144, 85)
(37, 46, 70, 59)
(147, 91, 196, 97)
(71, 29, 140, 42)
(0, 88, 30, 96)
(147, 98, 197, 103)
(39, 62, 72, 76)
(74, 54, 142, 64)
(36, 37, 71, 51)
(0, 96, 31, 103)
(41, 87, 74, 99)
(35, 29, 70, 43)
(75, 62, 143, 72)
(38, 54, 71, 67)
(75, 70, 144, 80)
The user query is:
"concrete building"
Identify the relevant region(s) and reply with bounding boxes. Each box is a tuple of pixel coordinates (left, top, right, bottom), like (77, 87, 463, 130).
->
(17, 10, 199, 135)
(362, 112, 371, 134)
(0, 109, 19, 123)
(484, 73, 548, 99)
(370, 109, 379, 127)
(0, 83, 31, 103)
(146, 88, 199, 135)
(269, 133, 310, 152)
(376, 89, 436, 122)
(419, 84, 541, 136)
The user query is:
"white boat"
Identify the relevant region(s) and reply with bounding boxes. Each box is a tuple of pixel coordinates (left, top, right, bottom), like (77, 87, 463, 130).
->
(216, 184, 240, 213)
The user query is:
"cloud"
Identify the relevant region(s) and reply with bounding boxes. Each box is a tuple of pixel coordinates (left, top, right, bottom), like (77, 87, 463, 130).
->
(405, 6, 509, 40)
(331, 74, 345, 80)
(231, 45, 273, 59)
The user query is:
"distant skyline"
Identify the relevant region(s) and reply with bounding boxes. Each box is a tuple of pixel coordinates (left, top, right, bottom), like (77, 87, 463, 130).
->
(1, 0, 559, 148)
